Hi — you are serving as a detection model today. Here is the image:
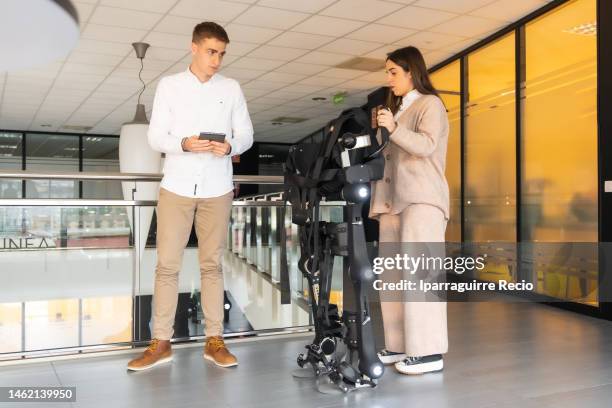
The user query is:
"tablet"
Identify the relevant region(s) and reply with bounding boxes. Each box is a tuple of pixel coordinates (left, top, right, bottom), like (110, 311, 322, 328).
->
(199, 132, 226, 143)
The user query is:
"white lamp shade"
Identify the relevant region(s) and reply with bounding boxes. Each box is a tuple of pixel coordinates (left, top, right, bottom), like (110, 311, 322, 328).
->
(119, 123, 161, 260)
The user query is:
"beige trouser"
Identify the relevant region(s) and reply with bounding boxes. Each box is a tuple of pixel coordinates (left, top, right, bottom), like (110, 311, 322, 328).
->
(378, 204, 448, 357)
(152, 187, 233, 340)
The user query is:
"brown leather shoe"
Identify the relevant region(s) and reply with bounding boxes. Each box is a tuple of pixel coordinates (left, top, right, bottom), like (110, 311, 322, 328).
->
(204, 336, 238, 367)
(127, 339, 172, 371)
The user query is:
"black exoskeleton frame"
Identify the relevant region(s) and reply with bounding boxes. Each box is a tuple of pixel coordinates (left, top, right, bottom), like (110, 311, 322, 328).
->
(280, 107, 389, 393)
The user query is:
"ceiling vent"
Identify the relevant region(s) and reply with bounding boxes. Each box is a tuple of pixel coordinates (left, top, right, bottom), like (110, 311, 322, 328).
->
(270, 116, 308, 124)
(334, 57, 385, 72)
(62, 125, 93, 132)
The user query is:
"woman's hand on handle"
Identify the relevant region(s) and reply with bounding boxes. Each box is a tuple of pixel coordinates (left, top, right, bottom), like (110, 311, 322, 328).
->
(376, 109, 397, 134)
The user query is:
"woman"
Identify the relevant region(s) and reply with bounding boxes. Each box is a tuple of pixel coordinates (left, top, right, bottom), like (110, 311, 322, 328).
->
(370, 46, 450, 375)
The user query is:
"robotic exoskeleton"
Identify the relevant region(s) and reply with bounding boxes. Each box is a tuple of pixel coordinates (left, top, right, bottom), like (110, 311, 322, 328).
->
(280, 107, 389, 393)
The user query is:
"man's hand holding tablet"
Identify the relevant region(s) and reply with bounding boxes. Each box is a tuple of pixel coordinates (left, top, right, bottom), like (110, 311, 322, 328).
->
(181, 132, 231, 156)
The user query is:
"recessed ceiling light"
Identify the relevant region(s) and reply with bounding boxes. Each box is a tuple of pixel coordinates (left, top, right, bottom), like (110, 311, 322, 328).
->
(40, 124, 52, 128)
(563, 22, 597, 36)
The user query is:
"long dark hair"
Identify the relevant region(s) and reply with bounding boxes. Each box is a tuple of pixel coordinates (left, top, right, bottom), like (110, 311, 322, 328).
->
(385, 46, 438, 114)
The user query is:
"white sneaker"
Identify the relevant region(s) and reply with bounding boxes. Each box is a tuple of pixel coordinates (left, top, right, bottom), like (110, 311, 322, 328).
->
(394, 354, 443, 375)
(377, 349, 407, 365)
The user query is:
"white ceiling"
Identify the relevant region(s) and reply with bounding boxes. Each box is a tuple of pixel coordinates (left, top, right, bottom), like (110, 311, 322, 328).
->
(0, 0, 554, 143)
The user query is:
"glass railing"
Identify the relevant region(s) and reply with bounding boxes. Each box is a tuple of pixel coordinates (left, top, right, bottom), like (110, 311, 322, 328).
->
(229, 198, 345, 314)
(0, 171, 344, 361)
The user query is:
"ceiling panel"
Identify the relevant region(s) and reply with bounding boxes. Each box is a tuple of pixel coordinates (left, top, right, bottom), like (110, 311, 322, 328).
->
(223, 23, 283, 44)
(318, 38, 383, 56)
(320, 0, 404, 22)
(256, 71, 308, 84)
(73, 1, 95, 24)
(346, 24, 417, 43)
(295, 51, 353, 66)
(219, 67, 268, 80)
(378, 6, 457, 30)
(274, 62, 328, 75)
(156, 15, 207, 35)
(469, 0, 549, 22)
(256, 0, 336, 14)
(89, 6, 163, 30)
(247, 45, 309, 61)
(291, 16, 366, 37)
(82, 24, 148, 43)
(170, 0, 250, 21)
(429, 15, 502, 38)
(100, 0, 177, 13)
(142, 32, 192, 50)
(362, 44, 402, 59)
(232, 6, 310, 30)
(394, 31, 469, 49)
(72, 39, 133, 57)
(298, 76, 347, 87)
(413, 0, 497, 13)
(229, 57, 286, 71)
(241, 81, 287, 91)
(268, 32, 335, 50)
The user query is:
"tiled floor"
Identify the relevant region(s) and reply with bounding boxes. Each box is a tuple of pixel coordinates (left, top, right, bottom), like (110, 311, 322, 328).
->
(2, 300, 612, 408)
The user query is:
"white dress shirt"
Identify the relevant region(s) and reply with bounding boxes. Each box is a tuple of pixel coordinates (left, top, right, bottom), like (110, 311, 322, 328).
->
(394, 89, 422, 120)
(147, 67, 254, 198)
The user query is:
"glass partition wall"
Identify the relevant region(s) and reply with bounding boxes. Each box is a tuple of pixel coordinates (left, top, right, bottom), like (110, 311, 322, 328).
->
(430, 61, 461, 243)
(522, 0, 597, 304)
(429, 0, 598, 305)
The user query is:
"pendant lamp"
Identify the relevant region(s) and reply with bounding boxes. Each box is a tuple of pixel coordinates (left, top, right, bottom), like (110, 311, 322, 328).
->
(119, 42, 161, 261)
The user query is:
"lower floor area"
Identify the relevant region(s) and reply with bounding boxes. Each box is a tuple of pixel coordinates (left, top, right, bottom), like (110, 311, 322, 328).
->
(2, 300, 612, 408)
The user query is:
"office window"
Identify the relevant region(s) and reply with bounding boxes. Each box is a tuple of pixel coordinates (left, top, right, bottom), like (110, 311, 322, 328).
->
(0, 303, 22, 353)
(82, 136, 122, 199)
(82, 296, 132, 345)
(25, 133, 79, 198)
(25, 299, 79, 350)
(523, 0, 597, 303)
(465, 33, 517, 243)
(523, 0, 597, 242)
(431, 60, 461, 242)
(0, 132, 23, 198)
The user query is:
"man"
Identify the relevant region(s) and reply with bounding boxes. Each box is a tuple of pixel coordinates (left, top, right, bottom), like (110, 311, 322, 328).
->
(127, 22, 253, 371)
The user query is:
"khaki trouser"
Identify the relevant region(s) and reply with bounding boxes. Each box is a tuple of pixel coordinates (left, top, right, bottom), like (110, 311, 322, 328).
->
(152, 187, 233, 340)
(378, 204, 449, 357)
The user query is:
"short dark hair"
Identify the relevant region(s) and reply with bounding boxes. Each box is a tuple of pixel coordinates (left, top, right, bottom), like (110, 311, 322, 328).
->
(192, 22, 230, 44)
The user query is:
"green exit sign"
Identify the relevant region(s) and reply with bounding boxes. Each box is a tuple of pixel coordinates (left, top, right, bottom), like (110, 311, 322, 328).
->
(332, 92, 347, 105)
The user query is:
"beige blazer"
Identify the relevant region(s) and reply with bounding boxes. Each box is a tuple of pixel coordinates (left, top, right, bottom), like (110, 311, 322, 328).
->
(369, 94, 450, 220)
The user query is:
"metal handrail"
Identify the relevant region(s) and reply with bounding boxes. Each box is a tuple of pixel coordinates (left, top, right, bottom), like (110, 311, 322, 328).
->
(0, 199, 345, 207)
(0, 171, 346, 206)
(0, 199, 158, 206)
(0, 170, 284, 184)
(232, 200, 345, 207)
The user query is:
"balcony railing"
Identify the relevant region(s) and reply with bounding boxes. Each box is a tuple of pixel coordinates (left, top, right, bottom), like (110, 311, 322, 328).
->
(0, 171, 344, 361)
